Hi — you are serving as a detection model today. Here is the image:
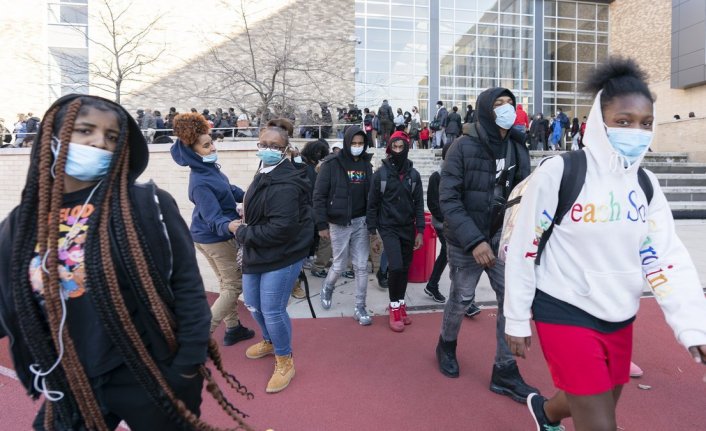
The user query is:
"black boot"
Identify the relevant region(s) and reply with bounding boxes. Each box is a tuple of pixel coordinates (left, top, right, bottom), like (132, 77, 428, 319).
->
(376, 269, 388, 289)
(489, 362, 539, 403)
(223, 323, 255, 346)
(435, 335, 459, 378)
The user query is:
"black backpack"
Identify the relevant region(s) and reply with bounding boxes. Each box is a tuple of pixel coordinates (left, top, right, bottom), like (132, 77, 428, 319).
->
(499, 150, 654, 264)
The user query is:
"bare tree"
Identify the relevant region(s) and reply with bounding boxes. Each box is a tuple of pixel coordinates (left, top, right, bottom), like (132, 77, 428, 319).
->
(198, 0, 355, 125)
(52, 0, 165, 104)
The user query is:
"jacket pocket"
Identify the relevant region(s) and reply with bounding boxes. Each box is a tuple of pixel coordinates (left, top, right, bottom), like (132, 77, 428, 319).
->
(582, 270, 644, 301)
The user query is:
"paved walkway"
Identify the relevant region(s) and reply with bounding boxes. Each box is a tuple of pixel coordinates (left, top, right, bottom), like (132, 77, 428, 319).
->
(271, 220, 706, 320)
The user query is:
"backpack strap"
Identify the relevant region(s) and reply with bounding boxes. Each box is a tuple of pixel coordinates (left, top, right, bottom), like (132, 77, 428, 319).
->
(535, 150, 587, 265)
(379, 164, 387, 194)
(637, 167, 654, 204)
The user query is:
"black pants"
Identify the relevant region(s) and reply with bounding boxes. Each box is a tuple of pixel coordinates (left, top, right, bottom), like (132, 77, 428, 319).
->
(33, 363, 203, 431)
(379, 225, 415, 302)
(427, 228, 447, 288)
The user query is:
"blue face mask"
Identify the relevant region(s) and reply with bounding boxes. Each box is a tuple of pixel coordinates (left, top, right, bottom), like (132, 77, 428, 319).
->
(605, 126, 653, 164)
(350, 146, 364, 157)
(52, 138, 113, 181)
(256, 148, 284, 166)
(202, 153, 218, 163)
(494, 103, 516, 130)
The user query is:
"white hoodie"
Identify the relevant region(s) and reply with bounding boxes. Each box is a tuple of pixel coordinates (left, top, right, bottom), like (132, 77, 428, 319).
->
(503, 92, 706, 351)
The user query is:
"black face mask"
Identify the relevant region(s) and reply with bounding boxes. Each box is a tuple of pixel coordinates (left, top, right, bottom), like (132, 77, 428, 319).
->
(389, 147, 409, 167)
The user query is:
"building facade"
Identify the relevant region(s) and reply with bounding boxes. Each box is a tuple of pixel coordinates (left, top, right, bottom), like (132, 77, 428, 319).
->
(1, 0, 705, 159)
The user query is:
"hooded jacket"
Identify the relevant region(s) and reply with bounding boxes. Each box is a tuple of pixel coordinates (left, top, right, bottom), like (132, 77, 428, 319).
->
(0, 94, 211, 397)
(439, 87, 530, 253)
(504, 91, 706, 351)
(366, 134, 425, 234)
(235, 160, 314, 274)
(170, 141, 244, 244)
(313, 126, 373, 230)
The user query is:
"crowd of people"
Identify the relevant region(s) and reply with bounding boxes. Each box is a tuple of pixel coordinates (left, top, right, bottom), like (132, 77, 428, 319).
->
(0, 56, 705, 431)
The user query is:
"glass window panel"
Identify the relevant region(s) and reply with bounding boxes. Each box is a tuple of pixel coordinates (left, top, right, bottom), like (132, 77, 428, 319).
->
(557, 18, 575, 30)
(415, 6, 428, 18)
(557, 41, 576, 62)
(544, 17, 556, 28)
(57, 5, 88, 24)
(597, 35, 608, 44)
(439, 32, 455, 54)
(597, 21, 608, 32)
(479, 77, 499, 88)
(440, 0, 454, 8)
(455, 35, 476, 55)
(456, 21, 474, 35)
(499, 0, 521, 14)
(597, 5, 609, 21)
(355, 49, 365, 70)
(416, 0, 430, 6)
(557, 98, 575, 109)
(520, 0, 533, 15)
(440, 57, 454, 75)
(556, 82, 576, 93)
(356, 17, 365, 27)
(365, 72, 390, 85)
(544, 81, 554, 91)
(544, 1, 556, 16)
(577, 3, 595, 20)
(544, 41, 556, 60)
(478, 57, 497, 77)
(577, 43, 596, 63)
(522, 38, 533, 59)
(457, 55, 476, 75)
(455, 9, 480, 23)
(414, 32, 428, 51)
(414, 53, 428, 71)
(499, 37, 520, 58)
(556, 62, 576, 82)
(391, 30, 413, 51)
(367, 17, 388, 28)
(416, 19, 429, 30)
(478, 24, 497, 36)
(522, 28, 533, 38)
(499, 26, 521, 38)
(478, 36, 498, 56)
(577, 20, 595, 31)
(367, 28, 389, 49)
(440, 20, 454, 32)
(456, 77, 470, 88)
(391, 18, 414, 29)
(480, 12, 498, 24)
(499, 58, 519, 77)
(577, 33, 595, 43)
(558, 1, 576, 18)
(557, 31, 576, 41)
(355, 2, 364, 13)
(577, 63, 596, 82)
(521, 15, 533, 26)
(367, 51, 389, 73)
(367, 3, 389, 15)
(500, 14, 522, 25)
(391, 51, 413, 69)
(440, 76, 454, 87)
(544, 30, 556, 41)
(596, 45, 608, 61)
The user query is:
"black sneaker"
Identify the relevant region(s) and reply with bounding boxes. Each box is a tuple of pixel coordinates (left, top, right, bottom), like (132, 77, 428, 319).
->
(465, 303, 481, 318)
(223, 324, 255, 346)
(310, 268, 328, 278)
(527, 393, 564, 431)
(424, 285, 446, 303)
(342, 270, 355, 279)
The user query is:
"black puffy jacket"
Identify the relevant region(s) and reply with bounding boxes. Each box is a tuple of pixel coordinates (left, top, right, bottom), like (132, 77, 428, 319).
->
(440, 87, 530, 253)
(367, 158, 425, 234)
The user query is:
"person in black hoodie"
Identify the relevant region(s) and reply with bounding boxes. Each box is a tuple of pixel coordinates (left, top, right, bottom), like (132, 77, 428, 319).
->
(170, 112, 255, 346)
(235, 119, 314, 394)
(0, 95, 252, 430)
(434, 87, 538, 404)
(367, 130, 424, 332)
(314, 126, 374, 325)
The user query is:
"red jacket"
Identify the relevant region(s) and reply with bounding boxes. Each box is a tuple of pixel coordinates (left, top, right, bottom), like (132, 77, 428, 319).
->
(420, 127, 430, 140)
(514, 105, 529, 128)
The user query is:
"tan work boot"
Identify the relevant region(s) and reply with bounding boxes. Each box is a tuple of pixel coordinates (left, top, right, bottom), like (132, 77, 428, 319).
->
(266, 354, 295, 393)
(246, 340, 274, 359)
(291, 280, 306, 299)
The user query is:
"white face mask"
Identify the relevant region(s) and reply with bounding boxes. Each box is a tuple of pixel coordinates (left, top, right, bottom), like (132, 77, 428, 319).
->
(350, 146, 364, 157)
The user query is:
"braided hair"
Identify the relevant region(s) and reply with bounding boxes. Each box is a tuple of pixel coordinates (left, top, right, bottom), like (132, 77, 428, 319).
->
(11, 95, 254, 430)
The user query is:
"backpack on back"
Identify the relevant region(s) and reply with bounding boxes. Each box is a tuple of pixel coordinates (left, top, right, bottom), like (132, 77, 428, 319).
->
(498, 150, 653, 263)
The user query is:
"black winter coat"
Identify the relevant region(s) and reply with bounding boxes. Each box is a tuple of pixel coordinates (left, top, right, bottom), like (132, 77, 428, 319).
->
(236, 160, 314, 274)
(440, 88, 530, 253)
(367, 158, 425, 234)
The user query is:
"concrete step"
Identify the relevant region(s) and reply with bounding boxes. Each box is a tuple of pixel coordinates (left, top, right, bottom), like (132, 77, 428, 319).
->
(641, 163, 706, 174)
(656, 174, 706, 187)
(662, 187, 706, 202)
(528, 150, 690, 163)
(669, 201, 706, 219)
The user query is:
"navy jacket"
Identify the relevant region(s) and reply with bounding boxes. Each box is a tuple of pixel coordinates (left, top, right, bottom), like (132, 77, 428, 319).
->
(170, 141, 244, 244)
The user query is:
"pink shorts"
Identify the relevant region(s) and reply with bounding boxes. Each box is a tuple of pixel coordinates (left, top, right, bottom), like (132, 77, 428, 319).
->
(535, 321, 632, 396)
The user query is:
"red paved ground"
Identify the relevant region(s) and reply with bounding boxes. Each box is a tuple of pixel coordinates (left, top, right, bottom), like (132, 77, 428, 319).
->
(1, 297, 705, 430)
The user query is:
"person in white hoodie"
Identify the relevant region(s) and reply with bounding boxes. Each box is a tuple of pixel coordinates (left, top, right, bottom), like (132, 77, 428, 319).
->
(503, 57, 706, 431)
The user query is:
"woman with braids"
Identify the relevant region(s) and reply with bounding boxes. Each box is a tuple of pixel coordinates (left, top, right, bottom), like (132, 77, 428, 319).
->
(0, 94, 253, 430)
(504, 57, 706, 430)
(170, 113, 255, 346)
(236, 118, 314, 393)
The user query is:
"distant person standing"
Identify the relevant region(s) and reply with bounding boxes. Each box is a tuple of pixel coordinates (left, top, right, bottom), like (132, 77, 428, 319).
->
(432, 101, 448, 149)
(464, 104, 475, 124)
(556, 108, 570, 150)
(529, 113, 548, 151)
(378, 99, 395, 145)
(570, 117, 580, 150)
(513, 104, 530, 134)
(445, 106, 462, 144)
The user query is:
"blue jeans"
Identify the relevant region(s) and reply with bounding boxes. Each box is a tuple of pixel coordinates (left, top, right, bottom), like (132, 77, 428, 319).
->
(440, 232, 514, 366)
(243, 259, 304, 356)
